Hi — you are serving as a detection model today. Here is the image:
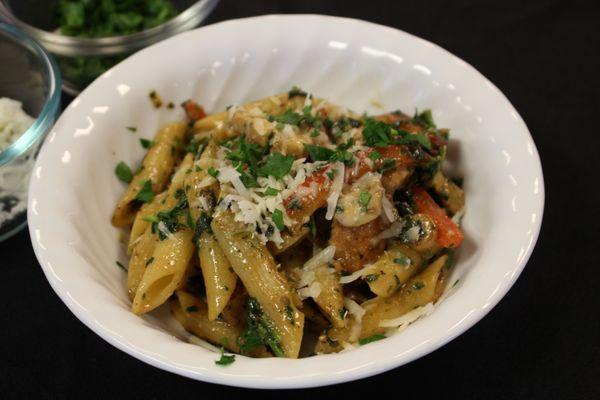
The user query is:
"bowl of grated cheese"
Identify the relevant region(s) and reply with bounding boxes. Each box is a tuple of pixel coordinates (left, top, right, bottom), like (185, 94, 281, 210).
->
(0, 23, 61, 241)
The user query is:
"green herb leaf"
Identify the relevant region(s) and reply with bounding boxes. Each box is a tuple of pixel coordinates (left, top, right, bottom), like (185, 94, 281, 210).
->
(411, 281, 425, 291)
(257, 153, 294, 179)
(358, 334, 386, 345)
(238, 298, 284, 357)
(368, 150, 381, 161)
(413, 109, 436, 129)
(142, 214, 159, 223)
(304, 144, 335, 162)
(115, 161, 133, 183)
(126, 126, 137, 132)
(139, 138, 153, 149)
(271, 209, 285, 231)
(135, 179, 154, 203)
(264, 187, 280, 196)
(359, 191, 372, 210)
(207, 167, 219, 178)
(215, 345, 236, 366)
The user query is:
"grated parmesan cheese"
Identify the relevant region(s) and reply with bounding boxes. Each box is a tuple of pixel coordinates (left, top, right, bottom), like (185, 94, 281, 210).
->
(344, 298, 366, 342)
(325, 161, 345, 220)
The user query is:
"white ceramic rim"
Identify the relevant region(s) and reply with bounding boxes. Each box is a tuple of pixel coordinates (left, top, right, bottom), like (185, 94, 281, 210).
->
(28, 14, 545, 389)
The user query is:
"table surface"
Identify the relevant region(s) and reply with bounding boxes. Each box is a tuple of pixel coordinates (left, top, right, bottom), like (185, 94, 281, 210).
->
(2, 0, 598, 398)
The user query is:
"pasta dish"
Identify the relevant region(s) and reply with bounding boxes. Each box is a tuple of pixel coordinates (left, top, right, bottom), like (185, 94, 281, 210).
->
(112, 87, 465, 361)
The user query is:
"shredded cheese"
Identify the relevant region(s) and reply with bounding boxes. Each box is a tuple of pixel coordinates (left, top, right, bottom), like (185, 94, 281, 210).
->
(325, 161, 345, 220)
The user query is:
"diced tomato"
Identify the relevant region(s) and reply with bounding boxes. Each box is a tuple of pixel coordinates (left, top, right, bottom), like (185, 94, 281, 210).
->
(284, 167, 332, 222)
(412, 187, 464, 248)
(182, 100, 206, 121)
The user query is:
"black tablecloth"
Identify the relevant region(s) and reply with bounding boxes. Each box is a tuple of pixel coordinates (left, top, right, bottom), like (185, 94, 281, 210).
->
(2, 1, 598, 398)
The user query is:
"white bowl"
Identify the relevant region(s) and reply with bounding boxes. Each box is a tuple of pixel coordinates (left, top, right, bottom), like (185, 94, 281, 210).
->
(28, 15, 544, 388)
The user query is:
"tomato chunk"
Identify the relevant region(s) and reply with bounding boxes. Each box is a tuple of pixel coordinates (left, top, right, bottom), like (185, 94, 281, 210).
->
(412, 187, 464, 248)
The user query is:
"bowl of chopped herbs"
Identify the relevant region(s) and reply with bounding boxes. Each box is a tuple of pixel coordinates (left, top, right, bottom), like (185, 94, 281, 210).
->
(0, 0, 219, 94)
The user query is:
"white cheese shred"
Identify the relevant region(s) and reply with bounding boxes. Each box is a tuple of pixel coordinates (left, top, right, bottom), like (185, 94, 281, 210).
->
(325, 161, 345, 220)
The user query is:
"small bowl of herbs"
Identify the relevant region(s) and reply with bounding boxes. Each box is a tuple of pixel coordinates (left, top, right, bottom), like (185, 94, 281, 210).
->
(0, 0, 219, 94)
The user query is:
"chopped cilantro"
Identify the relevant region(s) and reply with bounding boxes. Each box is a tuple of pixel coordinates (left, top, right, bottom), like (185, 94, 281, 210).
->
(271, 209, 285, 231)
(115, 161, 133, 183)
(358, 334, 386, 345)
(135, 179, 154, 203)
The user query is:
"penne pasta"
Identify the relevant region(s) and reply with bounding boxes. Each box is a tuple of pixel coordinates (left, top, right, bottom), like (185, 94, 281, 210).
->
(112, 122, 187, 227)
(211, 211, 305, 358)
(131, 155, 195, 314)
(113, 88, 465, 359)
(359, 254, 449, 338)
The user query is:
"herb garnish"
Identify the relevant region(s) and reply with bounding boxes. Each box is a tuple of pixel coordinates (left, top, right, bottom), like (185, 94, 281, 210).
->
(271, 209, 285, 231)
(264, 187, 280, 196)
(126, 126, 137, 132)
(238, 298, 284, 357)
(362, 118, 432, 150)
(135, 179, 154, 203)
(257, 153, 294, 179)
(358, 334, 386, 345)
(115, 161, 133, 183)
(359, 191, 372, 211)
(207, 167, 219, 178)
(139, 138, 153, 149)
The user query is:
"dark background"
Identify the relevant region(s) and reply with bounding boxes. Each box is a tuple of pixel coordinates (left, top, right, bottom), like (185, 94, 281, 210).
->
(2, 0, 599, 398)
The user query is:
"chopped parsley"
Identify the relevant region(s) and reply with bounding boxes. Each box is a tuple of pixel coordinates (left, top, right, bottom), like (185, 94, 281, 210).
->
(264, 187, 280, 196)
(207, 167, 219, 178)
(304, 144, 335, 162)
(215, 344, 236, 366)
(271, 209, 285, 231)
(134, 179, 154, 203)
(368, 150, 381, 161)
(362, 118, 431, 150)
(126, 126, 137, 132)
(149, 191, 188, 239)
(412, 109, 436, 129)
(359, 191, 372, 211)
(288, 86, 308, 98)
(115, 161, 133, 183)
(257, 152, 294, 179)
(238, 298, 284, 357)
(411, 281, 425, 291)
(358, 334, 386, 345)
(192, 212, 212, 244)
(269, 109, 303, 126)
(377, 159, 396, 174)
(326, 169, 337, 180)
(139, 138, 153, 149)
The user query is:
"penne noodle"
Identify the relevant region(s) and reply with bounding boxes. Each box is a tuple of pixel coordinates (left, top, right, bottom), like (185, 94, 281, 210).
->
(131, 155, 195, 315)
(184, 142, 238, 320)
(128, 191, 168, 253)
(112, 122, 187, 227)
(359, 254, 449, 338)
(211, 211, 305, 358)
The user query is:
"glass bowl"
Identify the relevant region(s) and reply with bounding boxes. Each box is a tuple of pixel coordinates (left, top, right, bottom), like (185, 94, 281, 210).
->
(0, 0, 220, 94)
(0, 23, 61, 241)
